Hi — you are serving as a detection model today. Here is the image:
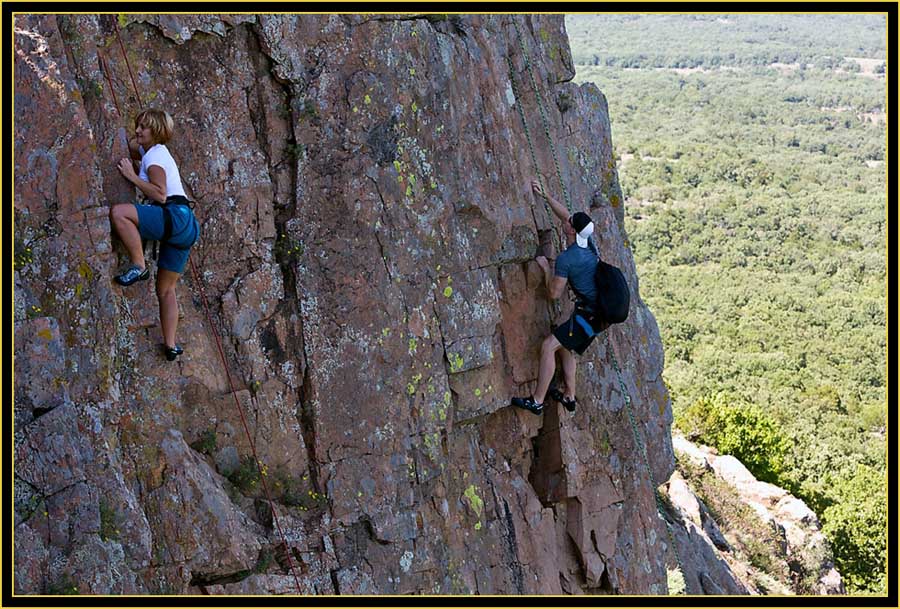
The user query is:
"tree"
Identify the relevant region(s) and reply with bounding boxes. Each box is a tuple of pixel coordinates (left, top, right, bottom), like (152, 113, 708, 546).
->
(677, 393, 791, 485)
(822, 464, 887, 594)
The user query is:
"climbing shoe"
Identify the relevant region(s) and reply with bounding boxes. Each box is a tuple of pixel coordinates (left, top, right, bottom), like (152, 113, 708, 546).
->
(511, 396, 543, 415)
(548, 383, 577, 413)
(114, 264, 150, 286)
(164, 345, 184, 361)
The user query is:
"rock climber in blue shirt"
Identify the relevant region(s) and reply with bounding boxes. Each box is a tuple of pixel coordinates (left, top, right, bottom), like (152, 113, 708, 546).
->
(512, 181, 607, 416)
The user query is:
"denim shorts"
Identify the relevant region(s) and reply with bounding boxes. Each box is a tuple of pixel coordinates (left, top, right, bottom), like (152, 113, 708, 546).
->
(553, 310, 609, 355)
(135, 202, 200, 273)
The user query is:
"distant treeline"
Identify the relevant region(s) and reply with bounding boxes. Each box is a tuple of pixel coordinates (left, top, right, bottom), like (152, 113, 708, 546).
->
(580, 53, 884, 72)
(566, 14, 887, 69)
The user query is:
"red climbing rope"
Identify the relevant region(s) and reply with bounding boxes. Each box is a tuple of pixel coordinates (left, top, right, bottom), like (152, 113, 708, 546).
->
(112, 20, 143, 111)
(98, 52, 122, 117)
(108, 19, 304, 594)
(185, 258, 304, 595)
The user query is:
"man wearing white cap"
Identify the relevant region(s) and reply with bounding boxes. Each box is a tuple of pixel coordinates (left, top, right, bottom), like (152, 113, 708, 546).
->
(512, 181, 605, 416)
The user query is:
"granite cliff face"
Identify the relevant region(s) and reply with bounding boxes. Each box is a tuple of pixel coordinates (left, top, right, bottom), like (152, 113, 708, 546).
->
(14, 14, 676, 595)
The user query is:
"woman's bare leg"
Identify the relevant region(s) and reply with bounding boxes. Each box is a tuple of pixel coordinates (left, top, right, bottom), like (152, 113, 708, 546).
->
(156, 269, 181, 348)
(109, 204, 146, 269)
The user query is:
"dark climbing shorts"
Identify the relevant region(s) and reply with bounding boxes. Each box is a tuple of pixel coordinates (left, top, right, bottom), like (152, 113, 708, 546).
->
(135, 201, 200, 274)
(553, 310, 609, 355)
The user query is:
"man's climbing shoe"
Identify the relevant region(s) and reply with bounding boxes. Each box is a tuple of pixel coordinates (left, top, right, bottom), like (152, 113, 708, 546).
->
(164, 345, 184, 361)
(114, 265, 150, 286)
(548, 383, 577, 413)
(511, 396, 543, 415)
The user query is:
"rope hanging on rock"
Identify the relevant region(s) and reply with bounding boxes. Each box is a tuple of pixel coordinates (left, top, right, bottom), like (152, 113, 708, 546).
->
(106, 18, 304, 595)
(506, 22, 564, 324)
(606, 334, 686, 582)
(506, 54, 554, 220)
(509, 16, 686, 588)
(511, 18, 574, 215)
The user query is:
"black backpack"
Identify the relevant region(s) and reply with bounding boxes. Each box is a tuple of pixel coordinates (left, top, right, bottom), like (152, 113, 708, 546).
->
(593, 259, 630, 324)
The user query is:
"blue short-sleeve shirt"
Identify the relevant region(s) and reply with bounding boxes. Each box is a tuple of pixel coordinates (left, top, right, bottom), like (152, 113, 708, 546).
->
(555, 237, 599, 303)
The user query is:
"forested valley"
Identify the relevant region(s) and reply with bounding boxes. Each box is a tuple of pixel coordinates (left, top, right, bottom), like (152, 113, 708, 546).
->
(567, 13, 887, 594)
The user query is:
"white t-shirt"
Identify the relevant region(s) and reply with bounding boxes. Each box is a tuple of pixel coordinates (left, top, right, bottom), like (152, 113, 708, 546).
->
(138, 144, 186, 198)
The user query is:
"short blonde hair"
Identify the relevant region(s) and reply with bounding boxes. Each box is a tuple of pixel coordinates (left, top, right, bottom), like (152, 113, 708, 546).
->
(135, 108, 174, 145)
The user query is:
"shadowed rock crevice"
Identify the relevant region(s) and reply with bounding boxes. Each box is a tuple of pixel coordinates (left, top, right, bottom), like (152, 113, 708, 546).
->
(242, 21, 322, 504)
(297, 365, 321, 497)
(528, 403, 567, 507)
(502, 499, 526, 594)
(188, 547, 271, 587)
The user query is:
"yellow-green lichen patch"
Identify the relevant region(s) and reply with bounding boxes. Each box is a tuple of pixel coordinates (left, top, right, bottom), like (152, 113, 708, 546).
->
(448, 352, 464, 373)
(474, 521, 482, 531)
(474, 388, 482, 398)
(463, 484, 483, 517)
(597, 434, 611, 456)
(408, 337, 418, 355)
(422, 431, 440, 461)
(364, 94, 372, 105)
(407, 372, 423, 395)
(77, 260, 93, 281)
(443, 286, 453, 298)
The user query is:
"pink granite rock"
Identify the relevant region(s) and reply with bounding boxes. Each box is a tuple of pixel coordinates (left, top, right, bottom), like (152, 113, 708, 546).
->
(14, 13, 681, 595)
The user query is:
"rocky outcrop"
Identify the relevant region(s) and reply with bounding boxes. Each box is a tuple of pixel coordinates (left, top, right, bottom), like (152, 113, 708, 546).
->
(14, 14, 674, 594)
(666, 436, 845, 595)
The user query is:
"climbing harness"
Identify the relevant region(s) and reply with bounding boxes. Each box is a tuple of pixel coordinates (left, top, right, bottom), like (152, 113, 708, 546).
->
(508, 17, 685, 589)
(105, 19, 304, 594)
